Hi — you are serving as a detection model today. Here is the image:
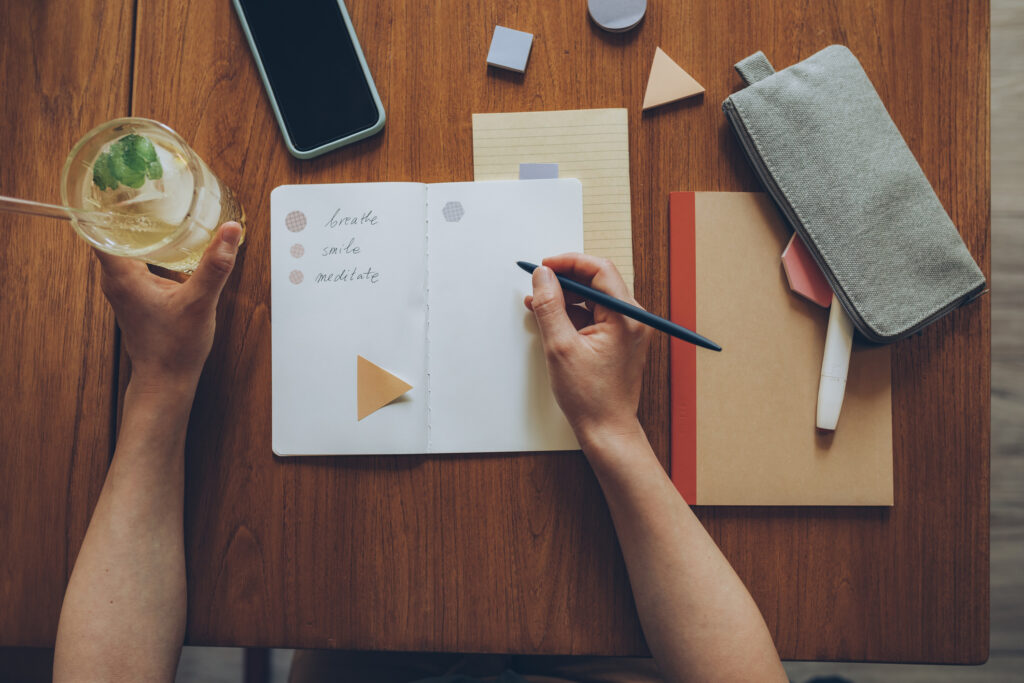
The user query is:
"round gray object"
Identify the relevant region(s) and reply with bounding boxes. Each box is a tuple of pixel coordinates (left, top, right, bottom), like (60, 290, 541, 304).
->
(588, 0, 647, 33)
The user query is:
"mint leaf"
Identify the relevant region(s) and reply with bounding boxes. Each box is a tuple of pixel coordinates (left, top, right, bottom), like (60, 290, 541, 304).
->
(110, 152, 145, 189)
(92, 152, 116, 191)
(127, 134, 157, 163)
(91, 133, 164, 191)
(123, 147, 148, 173)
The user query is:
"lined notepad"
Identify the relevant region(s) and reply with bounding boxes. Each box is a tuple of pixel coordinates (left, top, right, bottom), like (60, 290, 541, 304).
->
(472, 109, 635, 293)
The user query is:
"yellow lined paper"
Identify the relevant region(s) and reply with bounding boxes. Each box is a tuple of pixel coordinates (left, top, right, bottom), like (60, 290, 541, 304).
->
(472, 109, 634, 293)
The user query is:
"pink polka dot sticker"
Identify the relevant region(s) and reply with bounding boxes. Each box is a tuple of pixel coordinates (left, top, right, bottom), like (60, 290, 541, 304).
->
(290, 243, 305, 258)
(285, 210, 307, 232)
(289, 270, 304, 285)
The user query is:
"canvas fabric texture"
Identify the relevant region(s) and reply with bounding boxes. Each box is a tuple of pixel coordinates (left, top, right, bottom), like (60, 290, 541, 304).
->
(722, 45, 986, 343)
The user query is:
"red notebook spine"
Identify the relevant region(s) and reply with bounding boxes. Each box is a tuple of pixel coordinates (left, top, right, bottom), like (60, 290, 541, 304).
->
(669, 192, 698, 504)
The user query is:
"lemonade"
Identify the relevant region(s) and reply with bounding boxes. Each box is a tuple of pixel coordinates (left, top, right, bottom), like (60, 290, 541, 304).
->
(62, 118, 245, 272)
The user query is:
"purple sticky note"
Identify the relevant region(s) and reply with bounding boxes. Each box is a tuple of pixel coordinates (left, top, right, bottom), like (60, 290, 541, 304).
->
(518, 163, 559, 180)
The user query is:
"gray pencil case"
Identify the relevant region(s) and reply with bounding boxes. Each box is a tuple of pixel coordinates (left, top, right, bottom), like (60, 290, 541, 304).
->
(722, 45, 985, 343)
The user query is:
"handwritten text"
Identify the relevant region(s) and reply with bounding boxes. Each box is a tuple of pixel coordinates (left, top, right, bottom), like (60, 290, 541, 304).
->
(315, 267, 381, 285)
(324, 209, 379, 228)
(322, 238, 362, 256)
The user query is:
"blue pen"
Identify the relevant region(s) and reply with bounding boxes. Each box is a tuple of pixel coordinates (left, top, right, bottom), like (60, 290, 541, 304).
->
(517, 261, 721, 352)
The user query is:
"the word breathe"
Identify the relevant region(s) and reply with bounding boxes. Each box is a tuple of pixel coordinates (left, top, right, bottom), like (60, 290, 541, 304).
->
(324, 209, 379, 228)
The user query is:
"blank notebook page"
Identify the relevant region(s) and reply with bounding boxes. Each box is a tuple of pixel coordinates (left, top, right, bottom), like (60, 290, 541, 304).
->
(426, 180, 582, 453)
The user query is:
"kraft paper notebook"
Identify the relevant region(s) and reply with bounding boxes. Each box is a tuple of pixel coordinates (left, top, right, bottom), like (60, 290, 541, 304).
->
(270, 180, 583, 456)
(670, 192, 893, 506)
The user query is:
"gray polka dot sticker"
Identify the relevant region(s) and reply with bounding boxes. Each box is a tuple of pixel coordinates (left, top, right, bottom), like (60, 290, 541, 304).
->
(289, 270, 304, 285)
(442, 201, 465, 223)
(290, 243, 305, 258)
(285, 210, 307, 232)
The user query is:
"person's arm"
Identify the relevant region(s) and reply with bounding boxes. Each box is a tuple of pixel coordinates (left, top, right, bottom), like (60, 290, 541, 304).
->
(525, 254, 786, 683)
(53, 223, 243, 683)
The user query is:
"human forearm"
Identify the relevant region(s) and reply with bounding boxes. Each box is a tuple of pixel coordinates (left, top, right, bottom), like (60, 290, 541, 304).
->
(524, 255, 784, 680)
(54, 377, 195, 683)
(581, 423, 786, 683)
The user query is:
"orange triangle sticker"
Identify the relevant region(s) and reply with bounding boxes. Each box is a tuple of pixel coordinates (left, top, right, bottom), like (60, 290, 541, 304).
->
(357, 356, 413, 421)
(642, 47, 704, 110)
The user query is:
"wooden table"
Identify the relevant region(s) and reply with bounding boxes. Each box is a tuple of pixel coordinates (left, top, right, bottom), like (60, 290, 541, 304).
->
(0, 0, 989, 663)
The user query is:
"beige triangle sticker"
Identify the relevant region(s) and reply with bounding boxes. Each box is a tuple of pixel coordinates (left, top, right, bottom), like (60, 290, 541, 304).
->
(357, 356, 413, 421)
(642, 47, 705, 110)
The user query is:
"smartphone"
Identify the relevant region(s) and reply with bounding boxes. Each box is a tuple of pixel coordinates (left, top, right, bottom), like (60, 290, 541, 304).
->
(232, 0, 385, 159)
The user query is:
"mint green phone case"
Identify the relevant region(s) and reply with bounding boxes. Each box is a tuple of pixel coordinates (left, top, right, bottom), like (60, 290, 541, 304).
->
(231, 0, 386, 160)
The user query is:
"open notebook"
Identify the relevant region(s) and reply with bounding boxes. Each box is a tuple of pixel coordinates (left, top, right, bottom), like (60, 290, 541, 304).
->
(270, 180, 582, 456)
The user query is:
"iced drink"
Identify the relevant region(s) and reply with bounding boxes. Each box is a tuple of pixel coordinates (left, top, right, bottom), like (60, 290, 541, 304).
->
(61, 118, 245, 272)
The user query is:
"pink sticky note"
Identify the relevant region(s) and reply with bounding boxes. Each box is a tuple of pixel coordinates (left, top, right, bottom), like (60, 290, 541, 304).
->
(782, 233, 833, 308)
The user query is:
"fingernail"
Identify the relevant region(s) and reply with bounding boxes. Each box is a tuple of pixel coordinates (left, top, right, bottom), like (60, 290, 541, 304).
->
(222, 225, 241, 248)
(535, 266, 555, 284)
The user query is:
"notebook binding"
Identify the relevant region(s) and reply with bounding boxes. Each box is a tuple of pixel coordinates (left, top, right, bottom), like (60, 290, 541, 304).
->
(424, 185, 432, 452)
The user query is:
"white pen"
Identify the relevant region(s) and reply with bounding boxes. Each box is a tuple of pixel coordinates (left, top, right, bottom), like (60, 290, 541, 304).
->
(816, 294, 855, 430)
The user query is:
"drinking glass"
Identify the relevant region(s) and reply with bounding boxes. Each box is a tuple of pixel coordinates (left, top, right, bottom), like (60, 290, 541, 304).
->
(61, 117, 245, 272)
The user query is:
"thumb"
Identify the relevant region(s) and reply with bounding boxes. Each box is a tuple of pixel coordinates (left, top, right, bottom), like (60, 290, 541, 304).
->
(530, 266, 577, 353)
(187, 222, 242, 302)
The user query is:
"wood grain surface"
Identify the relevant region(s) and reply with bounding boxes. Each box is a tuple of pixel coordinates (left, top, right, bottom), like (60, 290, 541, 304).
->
(0, 0, 132, 647)
(1, 0, 989, 663)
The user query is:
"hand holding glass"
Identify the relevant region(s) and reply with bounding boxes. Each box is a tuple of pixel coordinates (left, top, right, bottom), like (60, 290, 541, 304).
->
(57, 117, 245, 272)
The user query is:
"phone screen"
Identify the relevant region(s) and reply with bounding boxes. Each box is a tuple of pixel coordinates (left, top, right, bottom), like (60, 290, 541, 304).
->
(236, 0, 382, 152)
